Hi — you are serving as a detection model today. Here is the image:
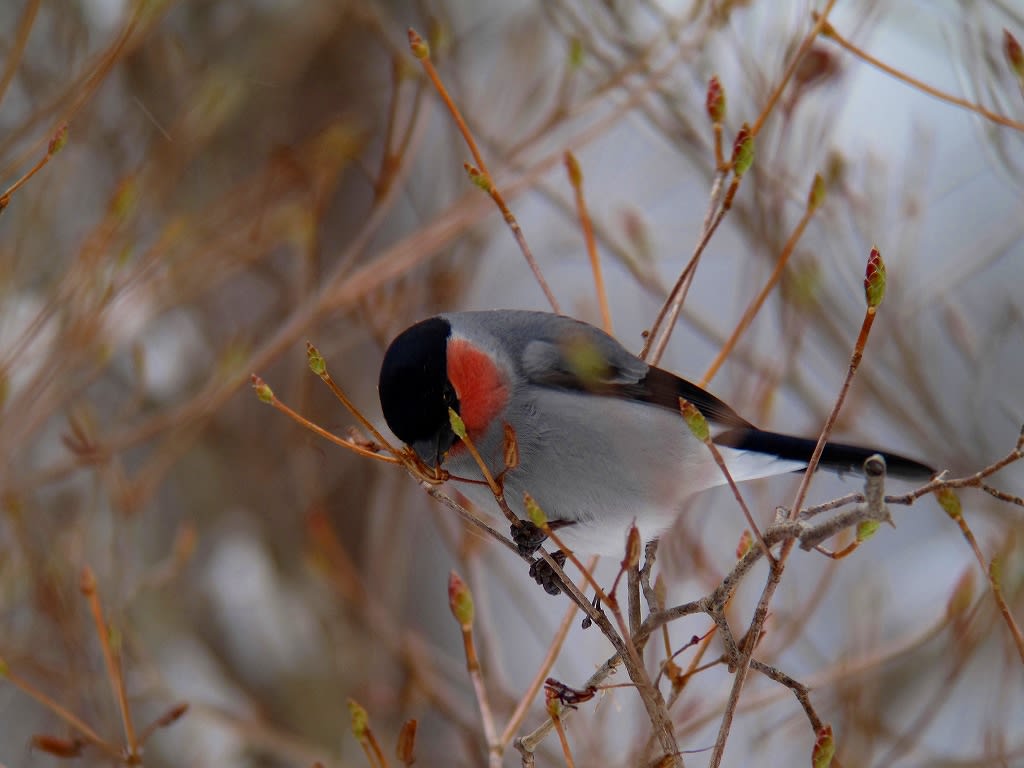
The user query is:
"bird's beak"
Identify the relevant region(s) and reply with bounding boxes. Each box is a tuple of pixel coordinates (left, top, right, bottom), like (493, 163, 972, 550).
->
(411, 439, 441, 467)
(412, 428, 456, 468)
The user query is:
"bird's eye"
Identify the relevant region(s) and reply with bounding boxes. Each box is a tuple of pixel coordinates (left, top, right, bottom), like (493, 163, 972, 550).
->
(442, 382, 456, 406)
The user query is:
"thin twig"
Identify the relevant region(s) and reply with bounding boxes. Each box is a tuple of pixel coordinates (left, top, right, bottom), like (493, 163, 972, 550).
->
(80, 567, 139, 761)
(0, 123, 67, 213)
(521, 547, 682, 765)
(250, 375, 400, 465)
(565, 151, 612, 332)
(0, 0, 40, 105)
(818, 15, 1024, 132)
(787, 259, 881, 520)
(407, 28, 561, 312)
(306, 343, 400, 455)
(499, 558, 598, 749)
(935, 479, 1024, 665)
(547, 697, 577, 768)
(448, 572, 501, 767)
(749, 0, 840, 137)
(701, 174, 825, 386)
(708, 246, 884, 766)
(679, 399, 774, 564)
(0, 659, 120, 759)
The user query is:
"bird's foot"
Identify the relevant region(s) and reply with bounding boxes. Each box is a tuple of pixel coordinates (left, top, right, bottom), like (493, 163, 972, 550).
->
(511, 519, 548, 557)
(529, 550, 567, 595)
(581, 593, 602, 630)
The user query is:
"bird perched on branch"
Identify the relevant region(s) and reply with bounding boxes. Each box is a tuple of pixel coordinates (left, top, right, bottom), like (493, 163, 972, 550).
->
(378, 310, 933, 591)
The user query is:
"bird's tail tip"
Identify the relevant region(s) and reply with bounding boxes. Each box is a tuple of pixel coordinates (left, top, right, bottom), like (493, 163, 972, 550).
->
(714, 428, 935, 482)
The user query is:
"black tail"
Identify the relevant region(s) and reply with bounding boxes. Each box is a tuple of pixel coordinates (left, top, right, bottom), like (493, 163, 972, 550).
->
(714, 427, 935, 481)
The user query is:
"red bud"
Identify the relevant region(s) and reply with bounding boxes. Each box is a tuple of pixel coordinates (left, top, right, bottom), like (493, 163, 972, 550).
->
(706, 76, 726, 123)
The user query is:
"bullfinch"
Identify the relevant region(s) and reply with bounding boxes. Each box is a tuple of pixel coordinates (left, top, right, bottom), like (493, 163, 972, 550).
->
(378, 310, 932, 589)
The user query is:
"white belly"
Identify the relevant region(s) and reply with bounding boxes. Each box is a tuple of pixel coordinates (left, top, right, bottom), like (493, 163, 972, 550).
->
(444, 390, 804, 556)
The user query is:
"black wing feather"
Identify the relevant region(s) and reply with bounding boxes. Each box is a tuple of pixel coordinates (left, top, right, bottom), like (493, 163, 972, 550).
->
(613, 366, 753, 428)
(715, 427, 935, 481)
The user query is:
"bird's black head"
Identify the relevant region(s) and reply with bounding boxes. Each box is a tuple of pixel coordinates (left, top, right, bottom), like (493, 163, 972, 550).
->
(378, 316, 460, 466)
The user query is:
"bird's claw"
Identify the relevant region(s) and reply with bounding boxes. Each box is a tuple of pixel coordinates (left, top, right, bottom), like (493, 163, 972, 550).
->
(511, 519, 548, 557)
(528, 550, 567, 595)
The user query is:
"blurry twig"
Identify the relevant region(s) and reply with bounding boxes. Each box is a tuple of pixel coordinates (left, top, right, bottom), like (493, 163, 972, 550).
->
(709, 245, 885, 768)
(545, 690, 577, 768)
(375, 54, 427, 201)
(308, 508, 483, 735)
(0, 124, 67, 214)
(0, 659, 119, 760)
(349, 699, 388, 768)
(678, 399, 773, 563)
(935, 480, 1024, 664)
(701, 173, 826, 386)
(136, 703, 189, 747)
(448, 421, 678, 761)
(0, 577, 188, 764)
(250, 375, 400, 465)
(448, 572, 501, 767)
(565, 151, 612, 332)
(788, 246, 888, 517)
(642, 1, 839, 366)
(407, 28, 561, 313)
(0, 0, 40, 105)
(749, 1, 840, 137)
(80, 566, 139, 762)
(0, 3, 143, 177)
(819, 15, 1024, 132)
(396, 720, 418, 767)
(498, 557, 597, 749)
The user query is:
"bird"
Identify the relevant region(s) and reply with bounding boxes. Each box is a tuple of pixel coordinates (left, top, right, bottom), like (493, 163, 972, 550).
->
(377, 310, 933, 592)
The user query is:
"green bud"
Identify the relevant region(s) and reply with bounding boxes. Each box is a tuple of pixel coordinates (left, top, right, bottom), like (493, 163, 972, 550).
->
(679, 399, 710, 442)
(251, 375, 274, 404)
(989, 554, 1003, 589)
(731, 123, 754, 176)
(807, 172, 826, 212)
(568, 37, 584, 69)
(407, 28, 429, 60)
(736, 529, 753, 559)
(348, 698, 369, 739)
(864, 247, 886, 308)
(448, 407, 467, 439)
(307, 344, 326, 376)
(1004, 29, 1024, 83)
(856, 519, 880, 542)
(464, 163, 492, 192)
(934, 487, 962, 521)
(946, 567, 975, 621)
(447, 571, 474, 628)
(48, 124, 69, 155)
(562, 334, 609, 389)
(812, 724, 835, 768)
(564, 151, 583, 187)
(524, 493, 548, 527)
(706, 76, 726, 123)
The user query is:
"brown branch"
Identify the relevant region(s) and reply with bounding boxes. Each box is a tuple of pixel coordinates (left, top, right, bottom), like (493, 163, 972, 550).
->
(819, 15, 1024, 132)
(80, 566, 139, 761)
(408, 28, 561, 312)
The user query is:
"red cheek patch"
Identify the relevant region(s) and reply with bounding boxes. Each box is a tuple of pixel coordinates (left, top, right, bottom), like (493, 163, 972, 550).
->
(447, 339, 509, 436)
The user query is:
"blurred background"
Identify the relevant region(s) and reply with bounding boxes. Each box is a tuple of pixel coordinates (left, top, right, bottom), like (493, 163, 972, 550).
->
(0, 1, 1022, 766)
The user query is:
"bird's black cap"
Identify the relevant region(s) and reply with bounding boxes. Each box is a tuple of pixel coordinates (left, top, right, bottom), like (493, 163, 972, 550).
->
(378, 316, 459, 464)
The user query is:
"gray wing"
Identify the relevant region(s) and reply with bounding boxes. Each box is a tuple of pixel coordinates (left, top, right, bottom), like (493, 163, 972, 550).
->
(517, 313, 752, 429)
